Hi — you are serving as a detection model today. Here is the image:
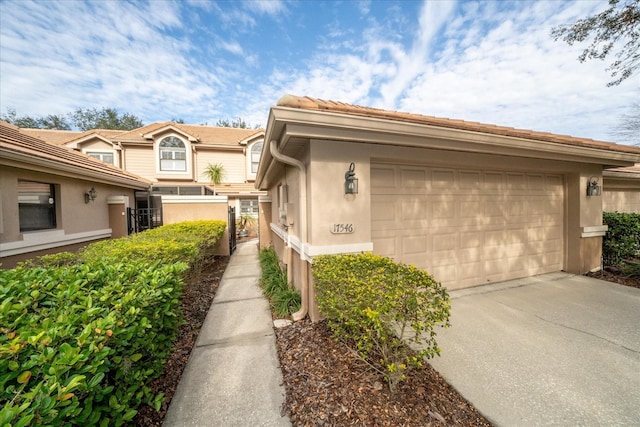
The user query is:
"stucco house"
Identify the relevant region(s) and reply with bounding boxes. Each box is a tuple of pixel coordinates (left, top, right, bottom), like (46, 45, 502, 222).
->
(255, 95, 640, 322)
(0, 121, 151, 268)
(603, 164, 640, 213)
(22, 123, 266, 223)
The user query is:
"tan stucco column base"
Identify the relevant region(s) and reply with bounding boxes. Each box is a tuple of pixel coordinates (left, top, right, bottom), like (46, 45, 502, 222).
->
(580, 236, 603, 274)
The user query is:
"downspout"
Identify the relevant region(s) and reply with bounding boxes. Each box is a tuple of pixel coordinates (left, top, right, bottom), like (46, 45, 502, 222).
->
(269, 139, 309, 321)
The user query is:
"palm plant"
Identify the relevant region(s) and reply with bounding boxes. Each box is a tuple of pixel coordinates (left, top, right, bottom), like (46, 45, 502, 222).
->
(203, 163, 226, 195)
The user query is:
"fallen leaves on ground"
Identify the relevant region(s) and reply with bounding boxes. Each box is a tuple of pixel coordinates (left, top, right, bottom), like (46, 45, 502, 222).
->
(275, 318, 492, 426)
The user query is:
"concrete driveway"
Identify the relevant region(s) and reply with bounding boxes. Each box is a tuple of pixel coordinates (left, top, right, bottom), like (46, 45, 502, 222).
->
(427, 272, 640, 426)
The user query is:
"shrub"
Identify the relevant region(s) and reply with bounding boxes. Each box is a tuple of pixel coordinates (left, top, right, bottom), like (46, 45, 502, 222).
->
(603, 212, 640, 265)
(259, 248, 301, 316)
(313, 253, 450, 392)
(0, 220, 226, 426)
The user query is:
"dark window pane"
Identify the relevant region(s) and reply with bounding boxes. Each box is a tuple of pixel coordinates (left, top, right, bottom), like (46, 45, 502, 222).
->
(18, 180, 56, 231)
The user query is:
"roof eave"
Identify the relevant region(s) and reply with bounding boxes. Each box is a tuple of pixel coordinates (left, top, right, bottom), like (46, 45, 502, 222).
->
(0, 148, 150, 190)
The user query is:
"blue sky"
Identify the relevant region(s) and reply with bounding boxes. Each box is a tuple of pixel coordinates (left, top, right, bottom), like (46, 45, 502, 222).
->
(0, 0, 637, 143)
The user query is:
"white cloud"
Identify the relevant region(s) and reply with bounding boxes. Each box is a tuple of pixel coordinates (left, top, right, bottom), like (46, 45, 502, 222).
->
(0, 0, 636, 143)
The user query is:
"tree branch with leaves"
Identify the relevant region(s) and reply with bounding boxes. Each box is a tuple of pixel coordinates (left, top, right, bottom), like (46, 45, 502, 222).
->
(551, 0, 640, 86)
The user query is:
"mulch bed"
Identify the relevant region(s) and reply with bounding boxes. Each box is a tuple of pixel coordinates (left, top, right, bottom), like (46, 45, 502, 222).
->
(586, 266, 640, 289)
(275, 319, 491, 426)
(135, 254, 637, 426)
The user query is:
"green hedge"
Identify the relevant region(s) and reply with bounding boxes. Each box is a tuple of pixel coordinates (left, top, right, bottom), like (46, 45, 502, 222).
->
(0, 220, 226, 426)
(603, 212, 640, 265)
(312, 253, 450, 392)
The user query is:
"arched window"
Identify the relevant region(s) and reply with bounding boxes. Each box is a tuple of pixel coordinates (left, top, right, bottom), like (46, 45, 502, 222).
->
(159, 136, 186, 171)
(251, 141, 263, 173)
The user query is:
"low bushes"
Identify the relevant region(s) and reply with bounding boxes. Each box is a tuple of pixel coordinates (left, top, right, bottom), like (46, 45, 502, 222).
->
(0, 220, 226, 426)
(602, 212, 640, 265)
(313, 253, 451, 392)
(258, 248, 301, 316)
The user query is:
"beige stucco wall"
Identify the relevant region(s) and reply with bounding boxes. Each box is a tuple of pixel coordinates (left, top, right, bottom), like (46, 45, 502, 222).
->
(108, 196, 130, 239)
(603, 191, 640, 213)
(0, 165, 138, 267)
(266, 138, 611, 294)
(161, 196, 231, 255)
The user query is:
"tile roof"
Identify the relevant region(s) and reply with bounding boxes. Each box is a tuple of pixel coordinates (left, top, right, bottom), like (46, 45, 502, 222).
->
(113, 122, 264, 146)
(276, 95, 640, 155)
(604, 164, 640, 176)
(0, 121, 150, 188)
(21, 128, 82, 145)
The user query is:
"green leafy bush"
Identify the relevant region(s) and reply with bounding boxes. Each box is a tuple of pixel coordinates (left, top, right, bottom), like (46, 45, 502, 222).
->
(1, 220, 226, 426)
(259, 248, 301, 316)
(312, 253, 450, 392)
(603, 212, 640, 265)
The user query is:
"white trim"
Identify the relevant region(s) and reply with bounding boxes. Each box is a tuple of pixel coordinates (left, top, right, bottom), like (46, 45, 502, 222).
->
(107, 195, 129, 205)
(269, 222, 373, 262)
(581, 225, 608, 238)
(0, 229, 112, 258)
(82, 148, 119, 167)
(155, 134, 192, 176)
(259, 195, 272, 203)
(161, 195, 228, 204)
(305, 242, 374, 257)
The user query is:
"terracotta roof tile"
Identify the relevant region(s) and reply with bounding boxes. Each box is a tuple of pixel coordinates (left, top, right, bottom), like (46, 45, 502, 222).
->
(114, 122, 264, 146)
(21, 128, 82, 145)
(276, 95, 640, 155)
(0, 121, 150, 187)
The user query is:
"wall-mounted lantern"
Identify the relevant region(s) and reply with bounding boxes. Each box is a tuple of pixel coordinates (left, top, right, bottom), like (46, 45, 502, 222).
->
(344, 162, 358, 195)
(85, 187, 97, 203)
(586, 176, 601, 197)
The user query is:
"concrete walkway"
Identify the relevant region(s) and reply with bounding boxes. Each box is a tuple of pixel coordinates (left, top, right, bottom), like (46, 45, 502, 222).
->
(428, 272, 640, 426)
(164, 241, 291, 426)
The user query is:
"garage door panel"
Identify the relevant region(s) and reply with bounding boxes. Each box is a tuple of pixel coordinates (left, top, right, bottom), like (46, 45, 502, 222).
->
(402, 236, 428, 255)
(371, 164, 565, 289)
(400, 168, 429, 193)
(372, 236, 397, 257)
(402, 199, 429, 220)
(371, 166, 397, 194)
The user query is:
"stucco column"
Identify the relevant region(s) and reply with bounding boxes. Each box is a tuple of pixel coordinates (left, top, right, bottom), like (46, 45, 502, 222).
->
(566, 170, 605, 274)
(258, 195, 272, 249)
(107, 196, 130, 239)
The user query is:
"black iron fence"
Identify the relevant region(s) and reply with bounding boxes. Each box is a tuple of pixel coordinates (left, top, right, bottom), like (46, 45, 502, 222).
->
(228, 206, 236, 254)
(127, 208, 163, 235)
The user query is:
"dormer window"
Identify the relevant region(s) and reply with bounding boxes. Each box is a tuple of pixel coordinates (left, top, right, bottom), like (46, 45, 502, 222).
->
(159, 136, 186, 171)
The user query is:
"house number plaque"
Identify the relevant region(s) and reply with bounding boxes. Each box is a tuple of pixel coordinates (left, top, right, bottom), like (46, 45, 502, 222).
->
(331, 224, 354, 234)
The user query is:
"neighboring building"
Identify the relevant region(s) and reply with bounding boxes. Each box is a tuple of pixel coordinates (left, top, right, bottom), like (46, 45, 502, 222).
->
(603, 164, 640, 213)
(23, 122, 266, 218)
(255, 95, 640, 321)
(0, 121, 150, 268)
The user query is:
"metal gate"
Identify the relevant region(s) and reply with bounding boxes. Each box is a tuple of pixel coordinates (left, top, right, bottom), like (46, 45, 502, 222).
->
(127, 207, 163, 235)
(228, 206, 236, 254)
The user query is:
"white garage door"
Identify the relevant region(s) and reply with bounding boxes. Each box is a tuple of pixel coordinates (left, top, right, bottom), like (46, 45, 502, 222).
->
(371, 163, 565, 289)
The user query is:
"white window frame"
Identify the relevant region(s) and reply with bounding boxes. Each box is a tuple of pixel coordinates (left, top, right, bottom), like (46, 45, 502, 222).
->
(239, 198, 259, 216)
(155, 134, 191, 175)
(246, 139, 263, 181)
(84, 150, 117, 166)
